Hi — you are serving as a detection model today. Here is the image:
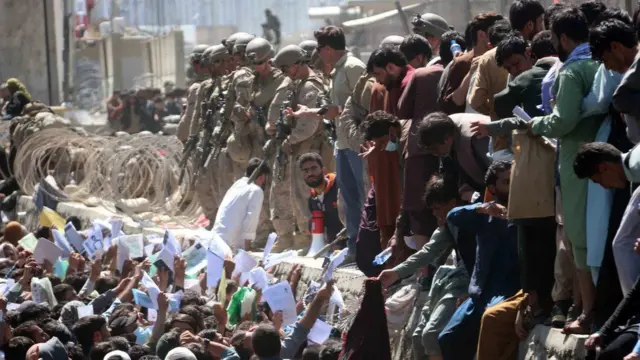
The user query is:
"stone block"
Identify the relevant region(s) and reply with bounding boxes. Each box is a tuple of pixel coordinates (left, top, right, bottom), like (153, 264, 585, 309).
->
(519, 325, 588, 360)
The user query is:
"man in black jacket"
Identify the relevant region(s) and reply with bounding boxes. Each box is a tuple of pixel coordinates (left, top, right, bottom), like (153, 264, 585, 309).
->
(298, 152, 343, 255)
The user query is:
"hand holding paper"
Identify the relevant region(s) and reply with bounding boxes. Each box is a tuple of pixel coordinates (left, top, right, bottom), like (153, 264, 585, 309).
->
(262, 281, 297, 327)
(263, 232, 278, 263)
(34, 238, 64, 265)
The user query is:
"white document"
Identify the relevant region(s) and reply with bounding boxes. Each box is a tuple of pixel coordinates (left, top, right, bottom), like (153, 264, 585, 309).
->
(155, 246, 175, 272)
(263, 250, 297, 269)
(206, 248, 225, 288)
(111, 219, 124, 238)
(144, 244, 157, 257)
(330, 287, 344, 309)
(512, 106, 532, 122)
(183, 243, 208, 276)
(83, 225, 104, 259)
(18, 233, 38, 252)
(34, 238, 64, 265)
(262, 281, 297, 327)
(1, 279, 15, 296)
(77, 304, 94, 319)
(51, 229, 73, 258)
(249, 267, 270, 290)
(141, 271, 160, 309)
(324, 248, 348, 282)
(64, 222, 84, 253)
(308, 319, 333, 345)
(117, 243, 131, 273)
(31, 277, 57, 307)
(163, 229, 182, 257)
(117, 234, 144, 258)
(263, 232, 278, 263)
(147, 309, 158, 323)
(146, 234, 163, 244)
(233, 250, 257, 277)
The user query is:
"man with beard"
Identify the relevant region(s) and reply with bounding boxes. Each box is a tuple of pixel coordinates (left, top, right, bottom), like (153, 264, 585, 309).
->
(298, 152, 344, 251)
(509, 0, 545, 41)
(438, 161, 520, 360)
(212, 158, 270, 251)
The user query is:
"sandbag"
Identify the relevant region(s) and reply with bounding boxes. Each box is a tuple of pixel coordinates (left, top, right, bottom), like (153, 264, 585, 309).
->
(507, 130, 556, 219)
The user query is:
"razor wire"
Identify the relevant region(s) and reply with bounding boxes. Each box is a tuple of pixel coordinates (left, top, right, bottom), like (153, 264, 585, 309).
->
(13, 127, 203, 224)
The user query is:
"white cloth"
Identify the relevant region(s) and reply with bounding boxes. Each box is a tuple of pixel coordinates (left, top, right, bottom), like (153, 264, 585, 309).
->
(212, 177, 264, 249)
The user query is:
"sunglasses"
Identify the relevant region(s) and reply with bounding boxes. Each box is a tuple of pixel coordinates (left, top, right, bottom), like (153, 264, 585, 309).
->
(252, 59, 267, 65)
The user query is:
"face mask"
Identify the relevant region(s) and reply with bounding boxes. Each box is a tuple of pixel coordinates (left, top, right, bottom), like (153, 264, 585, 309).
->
(385, 141, 398, 152)
(134, 326, 152, 345)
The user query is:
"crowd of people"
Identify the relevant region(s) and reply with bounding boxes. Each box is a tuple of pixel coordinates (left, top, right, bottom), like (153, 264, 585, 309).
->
(106, 84, 185, 134)
(199, 1, 640, 359)
(5, 0, 640, 359)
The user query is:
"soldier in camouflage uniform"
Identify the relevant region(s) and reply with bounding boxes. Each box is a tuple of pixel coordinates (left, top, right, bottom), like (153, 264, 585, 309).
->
(177, 44, 209, 143)
(268, 45, 327, 251)
(188, 45, 231, 224)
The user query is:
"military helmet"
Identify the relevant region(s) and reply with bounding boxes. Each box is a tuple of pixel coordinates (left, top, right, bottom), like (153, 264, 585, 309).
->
(189, 44, 210, 64)
(380, 35, 404, 48)
(232, 33, 257, 55)
(203, 44, 230, 66)
(224, 32, 251, 53)
(299, 40, 318, 62)
(412, 13, 450, 37)
(273, 45, 305, 68)
(245, 38, 274, 63)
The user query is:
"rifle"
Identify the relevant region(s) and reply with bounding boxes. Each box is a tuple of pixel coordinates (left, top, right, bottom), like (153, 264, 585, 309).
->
(178, 134, 198, 185)
(250, 101, 267, 127)
(192, 91, 225, 186)
(248, 91, 293, 183)
(204, 92, 232, 168)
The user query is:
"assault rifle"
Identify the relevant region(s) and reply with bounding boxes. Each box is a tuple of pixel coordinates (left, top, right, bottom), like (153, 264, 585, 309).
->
(248, 91, 293, 183)
(192, 92, 225, 186)
(178, 134, 198, 185)
(250, 101, 267, 127)
(204, 95, 233, 168)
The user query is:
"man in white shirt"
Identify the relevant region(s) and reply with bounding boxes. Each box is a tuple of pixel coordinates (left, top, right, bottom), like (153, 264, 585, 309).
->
(212, 158, 270, 251)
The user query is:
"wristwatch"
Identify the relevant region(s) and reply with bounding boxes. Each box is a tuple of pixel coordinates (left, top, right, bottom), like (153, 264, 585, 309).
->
(204, 338, 211, 347)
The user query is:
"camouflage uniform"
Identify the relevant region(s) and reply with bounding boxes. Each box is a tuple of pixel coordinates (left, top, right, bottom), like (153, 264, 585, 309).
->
(177, 44, 210, 143)
(189, 45, 230, 223)
(269, 45, 326, 251)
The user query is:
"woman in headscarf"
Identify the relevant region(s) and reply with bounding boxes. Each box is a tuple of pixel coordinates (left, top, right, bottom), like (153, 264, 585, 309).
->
(3, 78, 32, 119)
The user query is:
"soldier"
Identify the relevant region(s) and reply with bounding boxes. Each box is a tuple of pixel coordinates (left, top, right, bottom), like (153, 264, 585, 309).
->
(221, 33, 257, 184)
(411, 13, 450, 66)
(268, 45, 327, 251)
(299, 40, 318, 64)
(177, 44, 210, 143)
(231, 37, 285, 243)
(189, 45, 231, 225)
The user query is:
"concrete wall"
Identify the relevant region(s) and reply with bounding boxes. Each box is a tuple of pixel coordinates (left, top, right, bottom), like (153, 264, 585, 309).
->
(195, 26, 238, 47)
(142, 30, 186, 89)
(0, 0, 63, 105)
(99, 34, 147, 95)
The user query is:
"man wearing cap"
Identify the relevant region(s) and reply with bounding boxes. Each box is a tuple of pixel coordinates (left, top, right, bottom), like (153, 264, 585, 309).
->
(189, 44, 231, 225)
(412, 13, 450, 66)
(177, 44, 210, 143)
(267, 44, 327, 251)
(313, 26, 366, 260)
(227, 37, 285, 241)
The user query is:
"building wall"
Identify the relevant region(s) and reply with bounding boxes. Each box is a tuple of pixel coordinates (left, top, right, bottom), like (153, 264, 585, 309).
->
(0, 0, 62, 105)
(142, 30, 187, 89)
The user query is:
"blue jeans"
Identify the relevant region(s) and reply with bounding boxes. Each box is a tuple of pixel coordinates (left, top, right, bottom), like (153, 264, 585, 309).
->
(335, 148, 364, 254)
(438, 295, 505, 360)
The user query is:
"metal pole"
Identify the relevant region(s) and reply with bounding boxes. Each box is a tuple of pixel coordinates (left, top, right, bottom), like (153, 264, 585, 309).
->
(394, 1, 412, 36)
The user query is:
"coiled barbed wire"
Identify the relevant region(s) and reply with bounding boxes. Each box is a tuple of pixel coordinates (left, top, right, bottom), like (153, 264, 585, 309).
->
(14, 128, 203, 224)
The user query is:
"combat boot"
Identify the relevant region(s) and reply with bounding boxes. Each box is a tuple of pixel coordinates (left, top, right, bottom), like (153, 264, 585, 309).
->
(271, 233, 295, 253)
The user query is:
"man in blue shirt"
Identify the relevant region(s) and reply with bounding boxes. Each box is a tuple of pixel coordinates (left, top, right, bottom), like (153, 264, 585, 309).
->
(438, 160, 521, 360)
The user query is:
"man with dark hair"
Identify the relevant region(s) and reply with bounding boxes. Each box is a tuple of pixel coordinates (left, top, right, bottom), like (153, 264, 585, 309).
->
(355, 111, 403, 275)
(439, 30, 466, 66)
(438, 160, 520, 360)
(298, 152, 344, 255)
(418, 112, 491, 201)
(509, 0, 545, 40)
(14, 320, 50, 343)
(590, 19, 638, 74)
(366, 48, 412, 114)
(579, 0, 608, 27)
(468, 19, 511, 125)
(400, 34, 433, 68)
(211, 157, 269, 251)
(4, 336, 35, 359)
(378, 174, 472, 360)
(72, 315, 111, 355)
(574, 142, 640, 299)
(252, 324, 281, 358)
(319, 340, 342, 360)
(438, 12, 504, 114)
